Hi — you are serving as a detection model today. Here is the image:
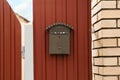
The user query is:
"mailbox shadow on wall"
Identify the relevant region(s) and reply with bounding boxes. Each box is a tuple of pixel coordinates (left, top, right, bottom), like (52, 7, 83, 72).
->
(46, 23, 73, 55)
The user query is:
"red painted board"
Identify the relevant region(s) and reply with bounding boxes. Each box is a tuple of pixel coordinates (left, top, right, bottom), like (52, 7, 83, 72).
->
(0, 1, 21, 80)
(33, 0, 92, 80)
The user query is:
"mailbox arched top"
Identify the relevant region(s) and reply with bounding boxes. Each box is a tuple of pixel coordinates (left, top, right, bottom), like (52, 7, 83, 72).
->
(46, 23, 73, 30)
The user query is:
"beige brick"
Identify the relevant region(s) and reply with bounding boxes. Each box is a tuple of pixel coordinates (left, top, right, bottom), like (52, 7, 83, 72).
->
(92, 0, 98, 8)
(98, 30, 103, 38)
(102, 39, 117, 47)
(101, 20, 116, 27)
(93, 40, 102, 48)
(101, 1, 116, 8)
(103, 76, 118, 80)
(114, 29, 120, 37)
(97, 0, 101, 2)
(103, 58, 117, 65)
(98, 10, 120, 20)
(94, 58, 103, 65)
(92, 26, 94, 32)
(92, 33, 96, 41)
(92, 14, 98, 24)
(92, 32, 98, 40)
(119, 76, 120, 80)
(92, 2, 101, 16)
(117, 1, 120, 8)
(99, 67, 120, 75)
(94, 58, 117, 65)
(118, 39, 120, 46)
(93, 39, 117, 48)
(94, 75, 103, 80)
(92, 49, 99, 57)
(98, 29, 120, 38)
(118, 57, 120, 65)
(118, 19, 120, 27)
(93, 22, 102, 31)
(99, 67, 103, 74)
(99, 48, 120, 56)
(94, 20, 116, 31)
(93, 66, 99, 73)
(92, 0, 120, 79)
(92, 1, 116, 16)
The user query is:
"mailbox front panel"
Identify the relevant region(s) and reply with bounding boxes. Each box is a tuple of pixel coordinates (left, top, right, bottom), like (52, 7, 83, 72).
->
(49, 26, 70, 54)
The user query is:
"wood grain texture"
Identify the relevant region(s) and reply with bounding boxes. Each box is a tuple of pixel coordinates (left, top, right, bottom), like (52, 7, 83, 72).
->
(0, 1, 21, 80)
(33, 0, 92, 80)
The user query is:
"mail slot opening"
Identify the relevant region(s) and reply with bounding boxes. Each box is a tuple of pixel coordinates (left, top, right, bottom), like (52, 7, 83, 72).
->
(46, 23, 73, 54)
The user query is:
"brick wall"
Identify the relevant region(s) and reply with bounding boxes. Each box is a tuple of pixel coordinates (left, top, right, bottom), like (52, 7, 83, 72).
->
(92, 0, 120, 80)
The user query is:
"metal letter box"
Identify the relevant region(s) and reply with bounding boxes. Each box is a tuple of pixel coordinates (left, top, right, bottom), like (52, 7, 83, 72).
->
(47, 23, 73, 54)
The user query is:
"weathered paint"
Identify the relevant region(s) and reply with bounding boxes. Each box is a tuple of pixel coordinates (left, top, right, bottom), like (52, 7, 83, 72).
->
(33, 0, 92, 80)
(0, 0, 21, 80)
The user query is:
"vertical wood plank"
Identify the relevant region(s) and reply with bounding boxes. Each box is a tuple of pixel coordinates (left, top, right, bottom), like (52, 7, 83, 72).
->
(11, 11, 15, 80)
(77, 0, 91, 80)
(62, 0, 67, 80)
(0, 1, 21, 80)
(77, 0, 86, 78)
(0, 0, 4, 80)
(42, 0, 46, 80)
(72, 0, 78, 80)
(14, 19, 21, 80)
(0, 0, 21, 80)
(4, 1, 11, 80)
(55, 0, 64, 80)
(45, 0, 56, 79)
(52, 1, 57, 80)
(33, 0, 45, 79)
(88, 0, 92, 80)
(66, 0, 74, 80)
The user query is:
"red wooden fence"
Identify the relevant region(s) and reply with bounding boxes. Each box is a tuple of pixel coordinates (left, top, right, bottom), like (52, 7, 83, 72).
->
(0, 0, 21, 80)
(33, 0, 91, 80)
